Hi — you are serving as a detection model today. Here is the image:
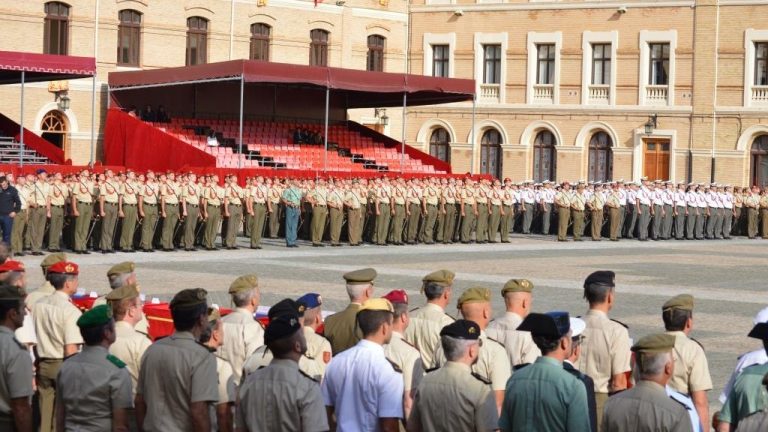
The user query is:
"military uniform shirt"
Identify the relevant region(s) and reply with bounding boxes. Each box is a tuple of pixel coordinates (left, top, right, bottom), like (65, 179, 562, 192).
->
(0, 326, 34, 417)
(486, 312, 541, 367)
(576, 309, 631, 394)
(719, 363, 768, 428)
(219, 308, 264, 384)
(49, 182, 69, 206)
(323, 303, 362, 354)
(137, 331, 219, 432)
(384, 331, 424, 393)
(109, 320, 152, 396)
(120, 181, 139, 205)
(32, 290, 83, 359)
(99, 181, 120, 204)
(25, 281, 55, 309)
(162, 181, 180, 205)
(433, 331, 511, 392)
(31, 181, 51, 207)
(405, 303, 454, 369)
(210, 355, 236, 431)
(736, 409, 768, 432)
(241, 331, 328, 383)
(141, 182, 159, 205)
(237, 358, 329, 432)
(56, 345, 133, 431)
(205, 185, 225, 206)
(409, 362, 498, 432)
(601, 381, 693, 432)
(182, 183, 202, 205)
(226, 184, 243, 206)
(666, 330, 713, 395)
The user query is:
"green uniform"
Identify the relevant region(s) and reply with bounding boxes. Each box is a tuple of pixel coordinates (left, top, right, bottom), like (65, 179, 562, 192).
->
(601, 381, 693, 432)
(268, 185, 282, 238)
(99, 181, 120, 252)
(442, 186, 459, 243)
(556, 191, 572, 241)
(224, 184, 244, 248)
(0, 326, 34, 431)
(311, 187, 329, 245)
(139, 181, 160, 251)
(460, 188, 476, 242)
(328, 189, 344, 245)
(719, 363, 768, 429)
(204, 184, 224, 249)
(181, 182, 202, 250)
(344, 189, 364, 246)
(323, 303, 361, 354)
(72, 180, 95, 252)
(47, 182, 68, 251)
(421, 185, 440, 243)
(160, 181, 181, 250)
(375, 186, 391, 245)
(572, 193, 587, 241)
(249, 184, 269, 248)
(29, 181, 50, 253)
(475, 187, 490, 242)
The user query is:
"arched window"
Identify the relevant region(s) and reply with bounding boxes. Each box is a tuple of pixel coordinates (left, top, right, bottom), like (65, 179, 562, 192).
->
(44, 2, 70, 55)
(310, 29, 329, 67)
(41, 111, 68, 150)
(367, 35, 385, 72)
(480, 129, 502, 179)
(751, 135, 768, 188)
(588, 131, 613, 182)
(186, 17, 208, 66)
(250, 23, 270, 61)
(117, 10, 142, 66)
(533, 130, 557, 182)
(429, 128, 450, 163)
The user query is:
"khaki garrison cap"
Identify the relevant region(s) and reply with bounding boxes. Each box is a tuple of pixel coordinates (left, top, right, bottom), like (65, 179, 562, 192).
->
(343, 268, 377, 285)
(207, 307, 221, 322)
(107, 261, 135, 279)
(631, 333, 676, 354)
(662, 294, 694, 312)
(359, 298, 394, 313)
(0, 284, 26, 300)
(170, 288, 208, 309)
(502, 279, 534, 295)
(105, 283, 140, 302)
(229, 274, 259, 294)
(422, 269, 455, 286)
(40, 252, 67, 271)
(457, 286, 492, 308)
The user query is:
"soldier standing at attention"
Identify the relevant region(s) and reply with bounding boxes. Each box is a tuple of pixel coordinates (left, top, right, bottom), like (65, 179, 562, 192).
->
(138, 171, 159, 252)
(202, 174, 224, 250)
(442, 178, 459, 244)
(601, 334, 693, 432)
(374, 178, 392, 246)
(571, 184, 587, 241)
(281, 179, 303, 248)
(474, 180, 491, 243)
(324, 268, 376, 354)
(223, 174, 243, 250)
(421, 179, 440, 244)
(247, 176, 270, 249)
(327, 180, 345, 247)
(635, 177, 652, 241)
(407, 319, 498, 432)
(661, 294, 712, 431)
(160, 171, 181, 251)
(405, 270, 455, 369)
(47, 172, 68, 253)
(310, 178, 329, 247)
(576, 271, 631, 430)
(521, 180, 536, 234)
(219, 274, 264, 385)
(32, 261, 82, 432)
(136, 288, 218, 432)
(106, 283, 151, 398)
(28, 169, 50, 256)
(460, 179, 477, 243)
(180, 172, 202, 251)
(381, 290, 424, 421)
(486, 279, 540, 368)
(540, 180, 555, 236)
(673, 182, 688, 240)
(344, 180, 363, 246)
(686, 183, 699, 240)
(0, 283, 34, 432)
(587, 183, 605, 241)
(499, 179, 515, 243)
(268, 178, 283, 239)
(405, 179, 422, 244)
(55, 305, 132, 432)
(488, 180, 503, 243)
(118, 170, 139, 252)
(10, 175, 30, 256)
(745, 185, 760, 239)
(98, 169, 120, 253)
(606, 183, 622, 241)
(555, 181, 572, 241)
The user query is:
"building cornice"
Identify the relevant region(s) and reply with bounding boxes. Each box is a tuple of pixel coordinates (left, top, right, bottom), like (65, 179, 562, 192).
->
(411, 1, 694, 14)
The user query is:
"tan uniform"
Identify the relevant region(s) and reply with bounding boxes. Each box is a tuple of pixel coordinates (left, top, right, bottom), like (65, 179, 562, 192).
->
(0, 326, 34, 430)
(224, 184, 244, 248)
(25, 281, 55, 308)
(268, 185, 283, 238)
(181, 182, 202, 249)
(249, 184, 269, 247)
(93, 295, 150, 335)
(56, 345, 133, 431)
(405, 303, 455, 369)
(601, 381, 693, 432)
(237, 358, 328, 432)
(29, 181, 51, 253)
(109, 320, 152, 396)
(344, 188, 363, 245)
(555, 190, 572, 241)
(137, 331, 219, 431)
(310, 186, 329, 245)
(606, 191, 622, 241)
(10, 183, 32, 254)
(72, 179, 95, 252)
(409, 362, 499, 432)
(433, 331, 511, 392)
(46, 182, 68, 251)
(589, 191, 605, 240)
(486, 312, 541, 368)
(204, 183, 225, 249)
(140, 181, 160, 251)
(323, 303, 362, 354)
(571, 192, 587, 240)
(119, 180, 139, 251)
(219, 308, 265, 384)
(665, 330, 713, 395)
(211, 355, 236, 431)
(160, 180, 181, 249)
(460, 187, 476, 242)
(384, 331, 424, 395)
(99, 180, 121, 251)
(242, 335, 328, 383)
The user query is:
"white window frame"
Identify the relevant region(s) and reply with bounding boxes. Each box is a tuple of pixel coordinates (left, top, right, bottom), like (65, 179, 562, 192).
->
(581, 31, 618, 106)
(423, 33, 456, 78)
(474, 32, 508, 104)
(526, 31, 562, 105)
(638, 30, 677, 107)
(743, 29, 768, 107)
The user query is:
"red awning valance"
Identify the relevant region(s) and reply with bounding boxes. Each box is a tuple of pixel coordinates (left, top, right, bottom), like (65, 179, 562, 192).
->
(0, 51, 96, 85)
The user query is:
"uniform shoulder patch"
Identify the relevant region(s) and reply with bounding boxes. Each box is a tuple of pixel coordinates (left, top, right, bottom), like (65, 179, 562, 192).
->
(299, 369, 320, 383)
(690, 337, 705, 351)
(387, 359, 403, 373)
(471, 372, 492, 385)
(610, 318, 629, 329)
(106, 354, 127, 369)
(424, 366, 440, 373)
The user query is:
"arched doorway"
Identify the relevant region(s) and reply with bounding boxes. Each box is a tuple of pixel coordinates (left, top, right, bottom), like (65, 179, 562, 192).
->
(429, 127, 451, 163)
(588, 131, 613, 182)
(751, 135, 768, 187)
(480, 129, 502, 179)
(41, 110, 67, 150)
(533, 130, 556, 182)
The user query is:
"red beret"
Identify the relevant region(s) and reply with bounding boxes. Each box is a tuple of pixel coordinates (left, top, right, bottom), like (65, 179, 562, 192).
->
(0, 260, 25, 273)
(47, 261, 79, 275)
(382, 289, 408, 305)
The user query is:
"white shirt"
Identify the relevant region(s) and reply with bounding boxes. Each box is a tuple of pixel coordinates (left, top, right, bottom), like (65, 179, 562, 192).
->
(674, 190, 687, 207)
(721, 192, 734, 209)
(636, 187, 652, 206)
(321, 339, 404, 432)
(718, 349, 768, 404)
(666, 386, 703, 432)
(618, 189, 628, 205)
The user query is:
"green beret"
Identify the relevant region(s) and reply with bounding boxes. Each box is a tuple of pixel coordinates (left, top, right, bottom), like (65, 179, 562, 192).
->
(457, 287, 491, 308)
(170, 288, 208, 309)
(107, 262, 135, 279)
(0, 284, 26, 301)
(77, 304, 113, 328)
(502, 279, 533, 295)
(229, 274, 259, 294)
(343, 268, 377, 285)
(105, 283, 140, 302)
(662, 294, 694, 312)
(422, 270, 455, 287)
(440, 319, 480, 340)
(631, 333, 676, 354)
(40, 252, 67, 271)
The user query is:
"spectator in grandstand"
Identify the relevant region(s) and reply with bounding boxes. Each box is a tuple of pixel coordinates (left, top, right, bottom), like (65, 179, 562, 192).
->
(0, 176, 21, 245)
(293, 128, 304, 144)
(126, 105, 138, 117)
(156, 105, 170, 123)
(207, 130, 220, 147)
(140, 105, 156, 122)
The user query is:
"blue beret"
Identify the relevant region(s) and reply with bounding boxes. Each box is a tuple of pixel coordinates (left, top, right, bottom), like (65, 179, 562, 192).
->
(297, 293, 322, 310)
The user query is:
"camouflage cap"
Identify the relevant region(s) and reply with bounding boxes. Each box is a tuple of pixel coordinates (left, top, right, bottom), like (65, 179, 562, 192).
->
(502, 279, 534, 295)
(76, 304, 113, 328)
(105, 283, 140, 302)
(457, 286, 491, 308)
(229, 274, 259, 294)
(343, 268, 377, 285)
(107, 261, 135, 279)
(631, 333, 676, 354)
(662, 294, 694, 312)
(170, 288, 208, 309)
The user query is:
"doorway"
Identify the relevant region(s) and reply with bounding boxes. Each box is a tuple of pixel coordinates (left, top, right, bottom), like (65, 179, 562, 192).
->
(643, 138, 670, 180)
(40, 110, 68, 150)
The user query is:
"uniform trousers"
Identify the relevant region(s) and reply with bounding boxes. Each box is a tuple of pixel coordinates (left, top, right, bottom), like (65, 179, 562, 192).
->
(347, 208, 361, 245)
(572, 210, 585, 240)
(285, 205, 300, 246)
(609, 207, 621, 240)
(250, 203, 267, 247)
(541, 203, 552, 235)
(390, 204, 405, 244)
(161, 203, 180, 249)
(722, 209, 734, 239)
(140, 204, 158, 250)
(38, 358, 63, 432)
(733, 207, 743, 235)
(100, 202, 119, 251)
(618, 205, 626, 238)
(674, 207, 686, 239)
(475, 204, 489, 242)
(637, 204, 650, 240)
(421, 205, 438, 243)
(120, 204, 138, 250)
(48, 205, 65, 250)
(29, 206, 47, 252)
(557, 206, 570, 241)
(460, 204, 476, 242)
(761, 208, 768, 238)
(225, 204, 242, 247)
(695, 210, 707, 239)
(406, 203, 421, 243)
(329, 206, 343, 245)
(625, 203, 637, 238)
(435, 205, 446, 242)
(706, 208, 720, 238)
(747, 207, 759, 238)
(443, 203, 458, 243)
(204, 204, 221, 248)
(651, 204, 663, 239)
(686, 207, 698, 239)
(500, 205, 514, 242)
(182, 204, 199, 249)
(662, 204, 674, 239)
(269, 203, 282, 238)
(488, 205, 501, 242)
(375, 206, 390, 245)
(595, 392, 609, 431)
(591, 209, 603, 240)
(311, 206, 328, 244)
(10, 208, 26, 253)
(522, 203, 534, 234)
(74, 201, 93, 251)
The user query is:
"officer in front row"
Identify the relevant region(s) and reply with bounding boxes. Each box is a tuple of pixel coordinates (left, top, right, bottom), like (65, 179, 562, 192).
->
(55, 305, 133, 431)
(601, 333, 693, 432)
(0, 283, 34, 432)
(407, 319, 499, 432)
(324, 268, 376, 354)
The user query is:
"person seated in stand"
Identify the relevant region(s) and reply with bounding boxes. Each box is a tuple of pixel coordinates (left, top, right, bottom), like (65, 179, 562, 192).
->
(207, 130, 220, 147)
(126, 106, 138, 118)
(156, 105, 170, 123)
(293, 129, 304, 144)
(141, 105, 156, 122)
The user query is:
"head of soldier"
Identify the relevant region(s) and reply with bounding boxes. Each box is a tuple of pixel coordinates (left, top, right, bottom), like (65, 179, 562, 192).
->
(229, 274, 260, 313)
(36, 168, 48, 181)
(0, 284, 27, 331)
(46, 261, 79, 295)
(297, 293, 324, 331)
(382, 290, 410, 333)
(457, 287, 493, 330)
(441, 319, 482, 366)
(519, 311, 573, 363)
(357, 298, 395, 345)
(583, 270, 616, 311)
(567, 317, 586, 364)
(421, 270, 454, 308)
(661, 294, 694, 335)
(632, 333, 676, 386)
(170, 288, 210, 338)
(0, 260, 26, 289)
(107, 283, 143, 327)
(199, 307, 224, 350)
(501, 279, 534, 318)
(107, 261, 137, 290)
(78, 305, 117, 348)
(266, 313, 307, 362)
(343, 268, 376, 304)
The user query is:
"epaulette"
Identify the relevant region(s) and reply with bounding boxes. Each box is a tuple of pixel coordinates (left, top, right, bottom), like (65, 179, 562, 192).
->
(610, 318, 628, 329)
(12, 336, 25, 350)
(512, 363, 530, 372)
(668, 394, 692, 410)
(424, 366, 440, 373)
(400, 338, 418, 350)
(485, 336, 505, 348)
(300, 369, 320, 383)
(445, 313, 456, 321)
(387, 359, 403, 373)
(409, 307, 420, 313)
(690, 337, 705, 351)
(107, 354, 127, 369)
(471, 372, 492, 385)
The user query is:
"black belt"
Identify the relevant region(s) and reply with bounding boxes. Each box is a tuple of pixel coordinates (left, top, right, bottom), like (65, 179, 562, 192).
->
(395, 204, 405, 207)
(427, 204, 438, 207)
(572, 209, 584, 213)
(254, 202, 266, 206)
(105, 202, 118, 206)
(186, 203, 198, 207)
(123, 203, 137, 206)
(144, 203, 157, 206)
(166, 202, 179, 206)
(229, 203, 242, 207)
(77, 201, 92, 205)
(51, 204, 64, 208)
(316, 205, 327, 208)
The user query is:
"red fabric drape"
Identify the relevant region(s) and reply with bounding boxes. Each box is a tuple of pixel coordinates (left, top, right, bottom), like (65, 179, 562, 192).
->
(0, 112, 67, 164)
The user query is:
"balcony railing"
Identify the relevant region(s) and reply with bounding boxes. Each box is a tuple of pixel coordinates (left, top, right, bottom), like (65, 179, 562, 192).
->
(479, 83, 500, 104)
(751, 86, 768, 106)
(645, 85, 668, 105)
(588, 84, 610, 105)
(533, 84, 554, 104)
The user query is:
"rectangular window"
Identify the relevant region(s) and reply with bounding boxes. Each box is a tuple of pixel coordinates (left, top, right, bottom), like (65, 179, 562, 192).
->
(432, 44, 449, 78)
(649, 43, 670, 85)
(310, 29, 329, 67)
(44, 2, 69, 55)
(536, 44, 555, 85)
(483, 44, 502, 84)
(591, 43, 611, 85)
(250, 24, 271, 61)
(117, 10, 141, 66)
(756, 42, 768, 86)
(367, 35, 385, 72)
(186, 17, 208, 66)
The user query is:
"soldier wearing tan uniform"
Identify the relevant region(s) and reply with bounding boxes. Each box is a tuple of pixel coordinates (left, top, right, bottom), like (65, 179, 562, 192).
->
(200, 308, 236, 432)
(0, 284, 34, 432)
(223, 174, 243, 249)
(460, 180, 478, 243)
(46, 173, 68, 252)
(118, 171, 140, 252)
(571, 184, 588, 241)
(268, 179, 283, 238)
(488, 180, 504, 242)
(72, 171, 96, 253)
(575, 271, 631, 430)
(405, 270, 455, 369)
(138, 172, 160, 252)
(327, 182, 345, 246)
(202, 175, 224, 250)
(92, 261, 149, 336)
(374, 179, 392, 246)
(555, 182, 572, 241)
(219, 274, 264, 384)
(309, 180, 329, 247)
(421, 180, 440, 244)
(247, 176, 269, 249)
(98, 170, 120, 253)
(588, 183, 605, 241)
(344, 180, 364, 246)
(606, 184, 622, 241)
(442, 179, 459, 243)
(10, 176, 32, 256)
(160, 172, 181, 251)
(406, 179, 422, 244)
(661, 294, 712, 431)
(106, 283, 151, 397)
(28, 170, 51, 255)
(181, 173, 202, 251)
(486, 279, 541, 368)
(324, 268, 376, 354)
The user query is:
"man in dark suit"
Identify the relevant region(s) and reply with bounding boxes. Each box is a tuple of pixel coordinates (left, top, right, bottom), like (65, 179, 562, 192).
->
(564, 317, 598, 432)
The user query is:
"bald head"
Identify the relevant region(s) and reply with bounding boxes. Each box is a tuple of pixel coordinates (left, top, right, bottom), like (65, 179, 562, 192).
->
(460, 302, 491, 329)
(503, 291, 532, 317)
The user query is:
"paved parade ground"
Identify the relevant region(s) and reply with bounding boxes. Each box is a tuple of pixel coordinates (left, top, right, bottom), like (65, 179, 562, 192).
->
(19, 235, 768, 410)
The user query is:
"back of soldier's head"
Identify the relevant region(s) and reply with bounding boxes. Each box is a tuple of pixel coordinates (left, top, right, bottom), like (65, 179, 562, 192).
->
(583, 271, 615, 305)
